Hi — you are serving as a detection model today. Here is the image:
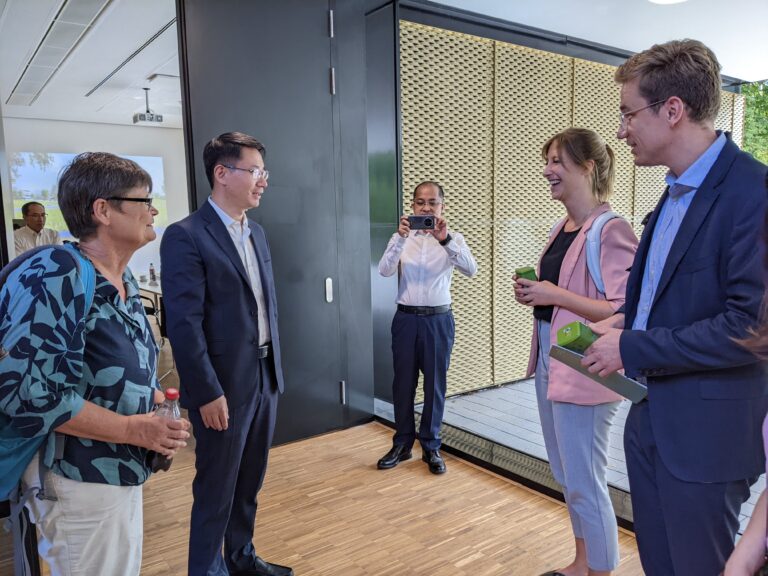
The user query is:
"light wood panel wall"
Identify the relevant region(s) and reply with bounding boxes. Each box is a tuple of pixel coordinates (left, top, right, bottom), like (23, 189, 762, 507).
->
(399, 20, 745, 397)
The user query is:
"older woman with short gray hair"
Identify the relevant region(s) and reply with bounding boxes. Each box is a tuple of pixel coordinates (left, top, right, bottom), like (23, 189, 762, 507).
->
(1, 151, 190, 575)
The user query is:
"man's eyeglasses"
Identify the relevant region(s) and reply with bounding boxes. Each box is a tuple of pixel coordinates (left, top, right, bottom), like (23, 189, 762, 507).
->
(222, 164, 270, 182)
(619, 99, 666, 129)
(413, 199, 443, 207)
(106, 196, 154, 210)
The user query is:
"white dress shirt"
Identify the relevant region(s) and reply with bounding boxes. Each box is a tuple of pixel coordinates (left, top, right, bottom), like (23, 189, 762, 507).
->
(379, 230, 477, 306)
(14, 226, 61, 256)
(208, 198, 271, 345)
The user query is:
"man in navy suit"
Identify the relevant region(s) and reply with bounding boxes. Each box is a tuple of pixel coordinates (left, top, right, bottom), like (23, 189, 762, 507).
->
(583, 40, 768, 575)
(161, 133, 292, 576)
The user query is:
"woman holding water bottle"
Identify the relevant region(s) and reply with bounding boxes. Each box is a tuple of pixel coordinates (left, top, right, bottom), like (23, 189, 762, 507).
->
(514, 128, 637, 576)
(3, 152, 190, 576)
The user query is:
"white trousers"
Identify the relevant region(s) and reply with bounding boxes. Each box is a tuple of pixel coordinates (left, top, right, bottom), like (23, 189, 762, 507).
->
(535, 320, 621, 571)
(22, 454, 144, 576)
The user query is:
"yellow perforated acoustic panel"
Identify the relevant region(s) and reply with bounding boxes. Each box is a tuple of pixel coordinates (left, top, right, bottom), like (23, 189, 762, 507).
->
(493, 43, 572, 384)
(716, 91, 735, 135)
(732, 93, 745, 148)
(573, 60, 635, 223)
(399, 21, 494, 400)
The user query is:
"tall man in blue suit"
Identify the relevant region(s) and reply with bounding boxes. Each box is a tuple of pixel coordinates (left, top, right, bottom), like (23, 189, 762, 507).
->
(161, 132, 292, 576)
(583, 40, 768, 575)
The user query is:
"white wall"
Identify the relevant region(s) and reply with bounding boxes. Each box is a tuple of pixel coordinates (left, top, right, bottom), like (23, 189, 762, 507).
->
(1, 117, 189, 276)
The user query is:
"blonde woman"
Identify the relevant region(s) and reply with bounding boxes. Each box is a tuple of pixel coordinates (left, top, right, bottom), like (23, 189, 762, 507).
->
(515, 128, 638, 576)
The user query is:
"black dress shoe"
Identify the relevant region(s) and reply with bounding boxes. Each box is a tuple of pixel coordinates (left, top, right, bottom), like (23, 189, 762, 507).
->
(539, 572, 567, 576)
(377, 444, 412, 469)
(422, 449, 446, 474)
(232, 556, 294, 576)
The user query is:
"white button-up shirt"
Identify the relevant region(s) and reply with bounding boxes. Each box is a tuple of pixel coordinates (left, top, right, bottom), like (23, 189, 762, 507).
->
(208, 198, 271, 345)
(14, 226, 61, 256)
(379, 230, 477, 306)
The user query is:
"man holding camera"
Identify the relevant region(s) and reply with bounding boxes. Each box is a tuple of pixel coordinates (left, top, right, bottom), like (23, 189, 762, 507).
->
(377, 181, 477, 474)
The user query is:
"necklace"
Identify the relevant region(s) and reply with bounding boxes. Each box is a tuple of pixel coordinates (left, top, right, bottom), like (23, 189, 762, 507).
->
(565, 203, 602, 230)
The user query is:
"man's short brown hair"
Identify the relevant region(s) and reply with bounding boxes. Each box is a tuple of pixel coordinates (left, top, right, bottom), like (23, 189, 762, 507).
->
(614, 39, 721, 123)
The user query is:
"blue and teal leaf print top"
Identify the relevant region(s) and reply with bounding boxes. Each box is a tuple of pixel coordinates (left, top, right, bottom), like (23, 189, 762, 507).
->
(0, 245, 159, 486)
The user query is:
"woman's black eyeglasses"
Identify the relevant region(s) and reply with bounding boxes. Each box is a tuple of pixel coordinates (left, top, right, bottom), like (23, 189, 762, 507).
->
(105, 197, 154, 210)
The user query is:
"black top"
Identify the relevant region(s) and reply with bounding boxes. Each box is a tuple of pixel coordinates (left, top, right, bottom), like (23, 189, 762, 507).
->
(533, 226, 580, 322)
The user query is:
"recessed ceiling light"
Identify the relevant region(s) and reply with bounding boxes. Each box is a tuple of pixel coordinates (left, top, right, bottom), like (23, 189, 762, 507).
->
(648, 0, 688, 4)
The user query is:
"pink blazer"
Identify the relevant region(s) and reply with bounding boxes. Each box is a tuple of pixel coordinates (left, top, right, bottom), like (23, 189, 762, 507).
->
(525, 203, 638, 404)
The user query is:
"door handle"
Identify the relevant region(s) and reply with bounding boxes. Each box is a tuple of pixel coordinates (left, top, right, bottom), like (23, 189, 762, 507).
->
(325, 277, 333, 303)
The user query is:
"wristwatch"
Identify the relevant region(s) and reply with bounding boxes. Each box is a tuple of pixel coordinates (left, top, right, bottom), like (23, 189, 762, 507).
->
(439, 233, 452, 246)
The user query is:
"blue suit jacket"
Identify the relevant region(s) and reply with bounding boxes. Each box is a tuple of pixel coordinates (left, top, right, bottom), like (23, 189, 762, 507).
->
(621, 136, 768, 483)
(160, 201, 285, 411)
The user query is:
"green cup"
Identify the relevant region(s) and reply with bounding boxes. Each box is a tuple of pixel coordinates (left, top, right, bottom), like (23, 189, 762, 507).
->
(556, 321, 598, 354)
(515, 266, 537, 282)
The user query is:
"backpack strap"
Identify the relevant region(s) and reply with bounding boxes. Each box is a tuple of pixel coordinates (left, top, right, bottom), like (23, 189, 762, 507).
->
(61, 243, 96, 314)
(586, 211, 621, 294)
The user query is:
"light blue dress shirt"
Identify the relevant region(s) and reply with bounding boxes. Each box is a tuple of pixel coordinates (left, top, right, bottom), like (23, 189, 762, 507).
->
(632, 133, 727, 331)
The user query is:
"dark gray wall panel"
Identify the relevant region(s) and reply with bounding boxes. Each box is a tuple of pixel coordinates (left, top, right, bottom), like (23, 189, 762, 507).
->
(366, 2, 399, 402)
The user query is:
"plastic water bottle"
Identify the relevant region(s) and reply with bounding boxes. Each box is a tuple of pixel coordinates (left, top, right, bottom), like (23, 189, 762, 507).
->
(149, 262, 158, 285)
(148, 388, 181, 473)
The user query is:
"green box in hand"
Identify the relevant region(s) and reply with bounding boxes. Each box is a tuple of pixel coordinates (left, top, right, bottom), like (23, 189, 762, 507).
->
(556, 321, 598, 354)
(515, 266, 537, 282)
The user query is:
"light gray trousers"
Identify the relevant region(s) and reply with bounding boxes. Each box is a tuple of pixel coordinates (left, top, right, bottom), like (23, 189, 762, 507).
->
(535, 320, 620, 571)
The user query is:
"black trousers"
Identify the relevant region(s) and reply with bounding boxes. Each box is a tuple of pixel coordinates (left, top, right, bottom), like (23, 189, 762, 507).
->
(624, 401, 753, 575)
(391, 310, 454, 451)
(187, 358, 278, 576)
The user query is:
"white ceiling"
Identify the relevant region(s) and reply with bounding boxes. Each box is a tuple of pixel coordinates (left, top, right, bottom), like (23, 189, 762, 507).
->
(0, 0, 764, 129)
(0, 0, 181, 128)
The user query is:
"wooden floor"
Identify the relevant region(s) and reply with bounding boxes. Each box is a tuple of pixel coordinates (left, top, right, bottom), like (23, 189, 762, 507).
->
(2, 421, 644, 575)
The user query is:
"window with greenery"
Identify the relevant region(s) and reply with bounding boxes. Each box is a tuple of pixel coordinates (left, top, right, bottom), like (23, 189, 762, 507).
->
(743, 80, 768, 165)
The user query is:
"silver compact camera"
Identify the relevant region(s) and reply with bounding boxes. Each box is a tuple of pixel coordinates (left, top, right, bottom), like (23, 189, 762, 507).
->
(408, 215, 436, 230)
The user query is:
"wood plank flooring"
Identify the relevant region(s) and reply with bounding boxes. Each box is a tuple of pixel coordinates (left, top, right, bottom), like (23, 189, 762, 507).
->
(2, 421, 644, 575)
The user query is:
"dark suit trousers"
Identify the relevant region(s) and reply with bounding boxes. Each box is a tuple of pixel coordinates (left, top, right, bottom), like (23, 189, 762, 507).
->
(624, 401, 753, 576)
(187, 358, 278, 576)
(391, 310, 454, 451)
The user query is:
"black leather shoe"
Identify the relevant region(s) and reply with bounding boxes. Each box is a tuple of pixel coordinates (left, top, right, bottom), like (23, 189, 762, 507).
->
(377, 444, 412, 469)
(422, 449, 446, 474)
(232, 556, 294, 576)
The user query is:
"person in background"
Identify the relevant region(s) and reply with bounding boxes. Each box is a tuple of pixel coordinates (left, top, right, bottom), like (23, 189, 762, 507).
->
(515, 128, 637, 576)
(161, 132, 291, 576)
(583, 39, 768, 575)
(14, 200, 62, 255)
(376, 181, 477, 475)
(2, 152, 190, 575)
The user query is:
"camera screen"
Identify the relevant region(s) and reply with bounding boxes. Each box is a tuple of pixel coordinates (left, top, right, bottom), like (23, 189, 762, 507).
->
(408, 215, 435, 230)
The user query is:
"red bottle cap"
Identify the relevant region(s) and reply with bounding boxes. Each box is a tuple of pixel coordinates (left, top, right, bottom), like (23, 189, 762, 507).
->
(164, 388, 179, 401)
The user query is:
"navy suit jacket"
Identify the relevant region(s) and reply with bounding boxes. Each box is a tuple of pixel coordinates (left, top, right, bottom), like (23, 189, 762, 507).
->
(621, 136, 768, 483)
(160, 200, 285, 411)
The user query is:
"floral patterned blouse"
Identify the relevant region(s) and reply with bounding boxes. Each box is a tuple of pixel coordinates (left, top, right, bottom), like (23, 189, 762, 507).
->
(0, 244, 159, 486)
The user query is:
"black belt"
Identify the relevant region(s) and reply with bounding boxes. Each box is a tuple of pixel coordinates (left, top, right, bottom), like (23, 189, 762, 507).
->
(397, 304, 451, 316)
(255, 343, 271, 359)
